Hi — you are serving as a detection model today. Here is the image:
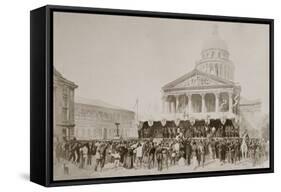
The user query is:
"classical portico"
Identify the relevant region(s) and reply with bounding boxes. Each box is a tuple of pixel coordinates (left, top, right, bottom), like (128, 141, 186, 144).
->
(161, 67, 240, 120)
(163, 90, 234, 114)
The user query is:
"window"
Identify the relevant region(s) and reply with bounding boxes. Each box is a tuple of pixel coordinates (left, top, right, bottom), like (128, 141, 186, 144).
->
(62, 92, 69, 121)
(63, 95, 68, 108)
(62, 108, 68, 121)
(82, 128, 85, 137)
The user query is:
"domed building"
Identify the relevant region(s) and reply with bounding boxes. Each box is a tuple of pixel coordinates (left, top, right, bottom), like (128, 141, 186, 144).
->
(196, 25, 235, 81)
(161, 26, 241, 120)
(139, 26, 262, 139)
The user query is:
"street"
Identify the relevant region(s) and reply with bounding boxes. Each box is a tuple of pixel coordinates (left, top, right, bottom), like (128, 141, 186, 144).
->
(54, 157, 269, 181)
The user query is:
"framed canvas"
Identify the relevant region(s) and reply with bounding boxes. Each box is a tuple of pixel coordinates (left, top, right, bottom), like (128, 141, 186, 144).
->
(30, 5, 274, 187)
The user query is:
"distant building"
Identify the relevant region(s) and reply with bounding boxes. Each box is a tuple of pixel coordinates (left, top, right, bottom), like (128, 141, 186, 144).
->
(239, 97, 264, 137)
(74, 98, 137, 140)
(53, 69, 78, 141)
(240, 97, 261, 113)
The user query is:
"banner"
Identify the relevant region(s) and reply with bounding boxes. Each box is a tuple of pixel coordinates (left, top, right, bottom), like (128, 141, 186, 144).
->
(174, 118, 181, 127)
(190, 117, 195, 126)
(161, 118, 167, 127)
(205, 115, 210, 125)
(137, 121, 144, 130)
(148, 119, 154, 127)
(220, 115, 226, 125)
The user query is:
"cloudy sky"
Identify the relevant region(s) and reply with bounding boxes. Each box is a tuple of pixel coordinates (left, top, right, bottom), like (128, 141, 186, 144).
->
(53, 12, 270, 115)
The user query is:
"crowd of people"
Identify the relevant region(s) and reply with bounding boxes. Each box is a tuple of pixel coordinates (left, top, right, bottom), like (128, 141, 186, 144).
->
(139, 124, 239, 139)
(55, 133, 269, 174)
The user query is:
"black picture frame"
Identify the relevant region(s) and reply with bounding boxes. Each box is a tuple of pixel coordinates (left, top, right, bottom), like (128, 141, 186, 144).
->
(30, 5, 274, 187)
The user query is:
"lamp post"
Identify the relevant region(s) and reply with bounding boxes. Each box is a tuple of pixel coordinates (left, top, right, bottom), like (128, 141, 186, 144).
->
(115, 122, 120, 137)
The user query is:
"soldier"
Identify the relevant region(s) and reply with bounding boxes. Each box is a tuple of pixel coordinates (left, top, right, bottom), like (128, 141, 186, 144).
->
(220, 140, 227, 164)
(135, 143, 143, 168)
(210, 139, 216, 160)
(155, 144, 163, 171)
(94, 150, 102, 171)
(185, 139, 192, 165)
(191, 141, 197, 167)
(196, 142, 202, 166)
(162, 144, 169, 169)
(148, 142, 156, 169)
(226, 141, 232, 163)
(200, 140, 207, 167)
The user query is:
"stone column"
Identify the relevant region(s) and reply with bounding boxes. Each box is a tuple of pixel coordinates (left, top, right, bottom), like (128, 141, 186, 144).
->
(168, 98, 171, 113)
(184, 95, 187, 112)
(215, 92, 220, 113)
(229, 92, 233, 113)
(165, 98, 170, 113)
(162, 96, 166, 113)
(162, 97, 165, 113)
(187, 94, 192, 114)
(201, 93, 206, 113)
(176, 95, 179, 113)
(170, 98, 174, 113)
(171, 100, 175, 113)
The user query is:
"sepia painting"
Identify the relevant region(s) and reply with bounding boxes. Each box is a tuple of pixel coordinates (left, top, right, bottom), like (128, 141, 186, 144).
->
(52, 11, 271, 181)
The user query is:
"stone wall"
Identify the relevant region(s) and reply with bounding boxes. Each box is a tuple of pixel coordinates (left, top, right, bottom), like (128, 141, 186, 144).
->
(74, 103, 137, 140)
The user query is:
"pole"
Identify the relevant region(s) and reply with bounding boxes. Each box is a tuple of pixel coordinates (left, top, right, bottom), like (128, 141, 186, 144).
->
(136, 98, 139, 122)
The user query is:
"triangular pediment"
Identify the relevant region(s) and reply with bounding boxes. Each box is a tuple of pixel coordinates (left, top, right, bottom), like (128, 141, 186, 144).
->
(163, 69, 235, 90)
(174, 74, 225, 88)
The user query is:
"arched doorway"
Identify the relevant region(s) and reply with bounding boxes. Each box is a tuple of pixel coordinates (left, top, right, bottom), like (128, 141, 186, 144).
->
(220, 92, 229, 112)
(205, 93, 216, 112)
(191, 94, 202, 113)
(178, 95, 187, 113)
(168, 95, 176, 113)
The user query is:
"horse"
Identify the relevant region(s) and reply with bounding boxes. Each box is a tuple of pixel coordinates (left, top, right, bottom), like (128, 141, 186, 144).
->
(241, 135, 248, 159)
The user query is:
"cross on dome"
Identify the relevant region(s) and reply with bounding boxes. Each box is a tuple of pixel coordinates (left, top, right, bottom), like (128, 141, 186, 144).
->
(202, 24, 228, 51)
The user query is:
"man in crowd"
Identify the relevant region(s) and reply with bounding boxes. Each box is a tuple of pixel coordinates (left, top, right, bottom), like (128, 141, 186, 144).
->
(135, 142, 143, 168)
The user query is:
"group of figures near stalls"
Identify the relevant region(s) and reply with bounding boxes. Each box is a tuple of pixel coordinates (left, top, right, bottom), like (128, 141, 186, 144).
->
(138, 118, 240, 139)
(54, 134, 268, 175)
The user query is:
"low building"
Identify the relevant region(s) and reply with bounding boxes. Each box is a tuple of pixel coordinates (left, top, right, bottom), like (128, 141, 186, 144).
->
(74, 98, 137, 140)
(240, 97, 261, 113)
(239, 97, 265, 137)
(53, 69, 78, 142)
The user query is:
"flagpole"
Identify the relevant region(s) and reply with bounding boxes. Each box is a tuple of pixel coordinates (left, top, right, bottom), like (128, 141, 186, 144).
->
(136, 98, 139, 122)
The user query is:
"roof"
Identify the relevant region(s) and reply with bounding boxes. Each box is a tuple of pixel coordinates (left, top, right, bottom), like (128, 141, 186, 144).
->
(75, 97, 134, 113)
(162, 68, 237, 90)
(54, 68, 78, 88)
(240, 97, 261, 106)
(202, 25, 228, 51)
(240, 110, 267, 137)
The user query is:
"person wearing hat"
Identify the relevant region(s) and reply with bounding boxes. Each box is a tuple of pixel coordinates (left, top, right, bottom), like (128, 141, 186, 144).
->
(185, 139, 192, 166)
(155, 144, 163, 171)
(148, 142, 156, 169)
(135, 143, 143, 168)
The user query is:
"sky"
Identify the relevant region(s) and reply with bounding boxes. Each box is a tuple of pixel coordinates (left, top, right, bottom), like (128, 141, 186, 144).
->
(53, 12, 270, 115)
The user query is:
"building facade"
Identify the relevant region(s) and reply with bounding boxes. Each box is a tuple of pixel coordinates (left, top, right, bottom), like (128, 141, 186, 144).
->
(53, 69, 78, 142)
(161, 26, 241, 122)
(154, 26, 265, 138)
(239, 98, 263, 137)
(74, 100, 137, 140)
